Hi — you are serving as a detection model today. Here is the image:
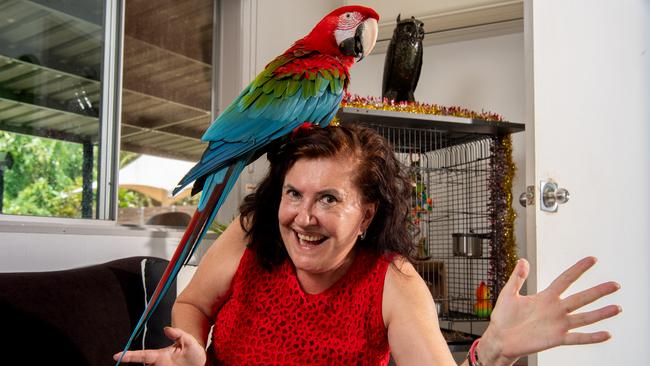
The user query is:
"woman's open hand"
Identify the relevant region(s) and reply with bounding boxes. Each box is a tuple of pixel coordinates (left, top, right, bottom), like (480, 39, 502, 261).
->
(479, 257, 621, 366)
(113, 326, 206, 366)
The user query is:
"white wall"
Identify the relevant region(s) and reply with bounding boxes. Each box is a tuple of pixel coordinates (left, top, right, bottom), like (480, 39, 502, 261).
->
(527, 0, 650, 365)
(254, 0, 343, 69)
(0, 217, 216, 272)
(349, 33, 528, 259)
(349, 0, 518, 21)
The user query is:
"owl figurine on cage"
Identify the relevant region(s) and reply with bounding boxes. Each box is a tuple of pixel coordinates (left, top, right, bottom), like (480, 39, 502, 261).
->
(382, 14, 425, 103)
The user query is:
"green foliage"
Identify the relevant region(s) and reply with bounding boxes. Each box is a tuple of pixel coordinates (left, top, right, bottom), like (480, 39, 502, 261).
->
(0, 130, 153, 217)
(118, 187, 153, 208)
(4, 177, 82, 217)
(0, 131, 91, 217)
(1, 132, 81, 198)
(119, 151, 140, 169)
(117, 151, 150, 208)
(210, 221, 228, 235)
(0, 131, 226, 233)
(174, 192, 200, 206)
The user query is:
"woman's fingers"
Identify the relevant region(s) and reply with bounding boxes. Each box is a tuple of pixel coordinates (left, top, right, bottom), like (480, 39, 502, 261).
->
(567, 304, 622, 329)
(164, 326, 198, 351)
(547, 257, 597, 296)
(113, 349, 160, 364)
(164, 326, 184, 342)
(502, 259, 529, 296)
(111, 328, 205, 365)
(562, 281, 621, 313)
(563, 330, 612, 345)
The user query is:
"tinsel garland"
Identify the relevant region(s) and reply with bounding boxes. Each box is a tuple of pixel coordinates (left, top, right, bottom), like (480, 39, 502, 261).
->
(333, 93, 504, 123)
(335, 94, 519, 298)
(488, 135, 519, 296)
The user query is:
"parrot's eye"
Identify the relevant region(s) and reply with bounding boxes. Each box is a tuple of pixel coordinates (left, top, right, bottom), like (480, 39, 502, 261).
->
(346, 13, 350, 18)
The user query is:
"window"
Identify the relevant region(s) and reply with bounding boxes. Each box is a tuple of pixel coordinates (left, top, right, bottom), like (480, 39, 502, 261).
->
(117, 0, 216, 225)
(0, 0, 218, 223)
(0, 0, 107, 219)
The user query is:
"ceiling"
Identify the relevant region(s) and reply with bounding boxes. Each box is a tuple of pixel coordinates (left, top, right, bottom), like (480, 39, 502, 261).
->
(350, 0, 524, 53)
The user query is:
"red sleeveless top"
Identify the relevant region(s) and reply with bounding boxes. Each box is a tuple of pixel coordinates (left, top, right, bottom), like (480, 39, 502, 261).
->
(212, 247, 391, 365)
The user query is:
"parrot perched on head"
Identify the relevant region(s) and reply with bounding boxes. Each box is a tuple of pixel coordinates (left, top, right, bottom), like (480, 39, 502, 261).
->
(116, 5, 379, 364)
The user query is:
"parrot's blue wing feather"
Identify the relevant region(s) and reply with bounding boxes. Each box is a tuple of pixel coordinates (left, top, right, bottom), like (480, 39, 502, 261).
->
(173, 69, 342, 196)
(192, 156, 250, 258)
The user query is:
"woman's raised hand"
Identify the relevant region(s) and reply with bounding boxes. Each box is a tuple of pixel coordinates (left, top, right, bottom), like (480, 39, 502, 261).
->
(113, 326, 206, 366)
(479, 257, 621, 366)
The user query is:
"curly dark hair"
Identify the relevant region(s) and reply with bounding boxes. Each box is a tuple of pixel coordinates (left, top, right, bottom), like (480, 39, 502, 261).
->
(239, 124, 415, 270)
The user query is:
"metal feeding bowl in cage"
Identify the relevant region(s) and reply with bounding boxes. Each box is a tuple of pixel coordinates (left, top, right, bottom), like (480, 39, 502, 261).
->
(452, 233, 487, 258)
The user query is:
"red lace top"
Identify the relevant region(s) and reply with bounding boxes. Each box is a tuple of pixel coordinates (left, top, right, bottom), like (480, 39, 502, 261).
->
(212, 247, 391, 365)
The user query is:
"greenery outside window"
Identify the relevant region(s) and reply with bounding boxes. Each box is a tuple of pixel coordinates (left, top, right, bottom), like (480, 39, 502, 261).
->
(0, 0, 112, 219)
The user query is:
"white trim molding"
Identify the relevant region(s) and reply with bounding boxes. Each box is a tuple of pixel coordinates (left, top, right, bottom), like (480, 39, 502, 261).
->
(372, 1, 523, 54)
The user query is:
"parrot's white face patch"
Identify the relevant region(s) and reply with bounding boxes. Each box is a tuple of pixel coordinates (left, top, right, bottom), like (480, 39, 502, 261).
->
(334, 28, 355, 47)
(278, 156, 376, 294)
(334, 11, 362, 46)
(334, 16, 379, 62)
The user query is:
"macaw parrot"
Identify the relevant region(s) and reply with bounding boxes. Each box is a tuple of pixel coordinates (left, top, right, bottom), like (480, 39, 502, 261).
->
(116, 5, 379, 364)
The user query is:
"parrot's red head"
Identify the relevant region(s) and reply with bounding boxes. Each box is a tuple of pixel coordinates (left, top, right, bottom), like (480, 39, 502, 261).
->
(297, 5, 379, 66)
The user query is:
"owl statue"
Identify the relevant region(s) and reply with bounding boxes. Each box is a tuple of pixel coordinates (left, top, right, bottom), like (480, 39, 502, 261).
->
(382, 15, 425, 103)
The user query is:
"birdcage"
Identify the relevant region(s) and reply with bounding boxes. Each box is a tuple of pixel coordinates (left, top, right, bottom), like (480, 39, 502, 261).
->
(338, 107, 524, 346)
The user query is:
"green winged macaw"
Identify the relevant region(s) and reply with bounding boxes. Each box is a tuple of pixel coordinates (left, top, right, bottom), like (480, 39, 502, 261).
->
(116, 5, 379, 363)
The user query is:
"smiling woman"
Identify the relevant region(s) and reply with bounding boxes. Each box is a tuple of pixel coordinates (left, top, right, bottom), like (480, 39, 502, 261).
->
(279, 149, 377, 293)
(240, 124, 415, 274)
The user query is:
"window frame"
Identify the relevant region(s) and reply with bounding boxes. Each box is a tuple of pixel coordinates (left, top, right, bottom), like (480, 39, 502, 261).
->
(0, 0, 222, 226)
(97, 0, 124, 221)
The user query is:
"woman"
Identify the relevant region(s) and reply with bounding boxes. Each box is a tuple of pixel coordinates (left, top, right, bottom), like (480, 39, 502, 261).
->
(115, 125, 621, 365)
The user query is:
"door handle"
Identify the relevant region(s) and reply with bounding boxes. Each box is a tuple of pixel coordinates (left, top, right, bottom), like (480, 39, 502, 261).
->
(540, 180, 570, 212)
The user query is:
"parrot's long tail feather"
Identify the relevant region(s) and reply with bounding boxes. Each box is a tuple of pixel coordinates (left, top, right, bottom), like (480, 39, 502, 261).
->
(115, 160, 245, 365)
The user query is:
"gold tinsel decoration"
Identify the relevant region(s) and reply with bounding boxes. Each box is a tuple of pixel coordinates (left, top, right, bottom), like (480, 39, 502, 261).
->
(499, 135, 519, 282)
(332, 94, 504, 124)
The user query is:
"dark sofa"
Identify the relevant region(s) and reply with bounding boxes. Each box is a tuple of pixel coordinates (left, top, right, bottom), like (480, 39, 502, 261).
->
(0, 257, 178, 366)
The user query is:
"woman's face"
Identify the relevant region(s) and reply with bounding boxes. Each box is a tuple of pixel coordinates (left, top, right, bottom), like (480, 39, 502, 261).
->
(278, 156, 376, 286)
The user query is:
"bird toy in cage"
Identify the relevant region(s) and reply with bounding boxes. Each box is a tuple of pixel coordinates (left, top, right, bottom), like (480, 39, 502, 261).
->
(473, 281, 493, 318)
(411, 190, 434, 225)
(409, 157, 434, 225)
(417, 191, 434, 212)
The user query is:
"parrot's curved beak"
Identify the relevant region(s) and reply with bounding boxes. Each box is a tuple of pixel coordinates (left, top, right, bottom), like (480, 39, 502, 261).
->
(337, 18, 378, 62)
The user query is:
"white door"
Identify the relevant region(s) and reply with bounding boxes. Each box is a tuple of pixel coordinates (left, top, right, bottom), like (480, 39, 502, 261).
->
(525, 1, 649, 365)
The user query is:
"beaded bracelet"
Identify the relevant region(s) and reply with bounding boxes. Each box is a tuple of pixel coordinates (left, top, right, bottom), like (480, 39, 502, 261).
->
(466, 338, 483, 366)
